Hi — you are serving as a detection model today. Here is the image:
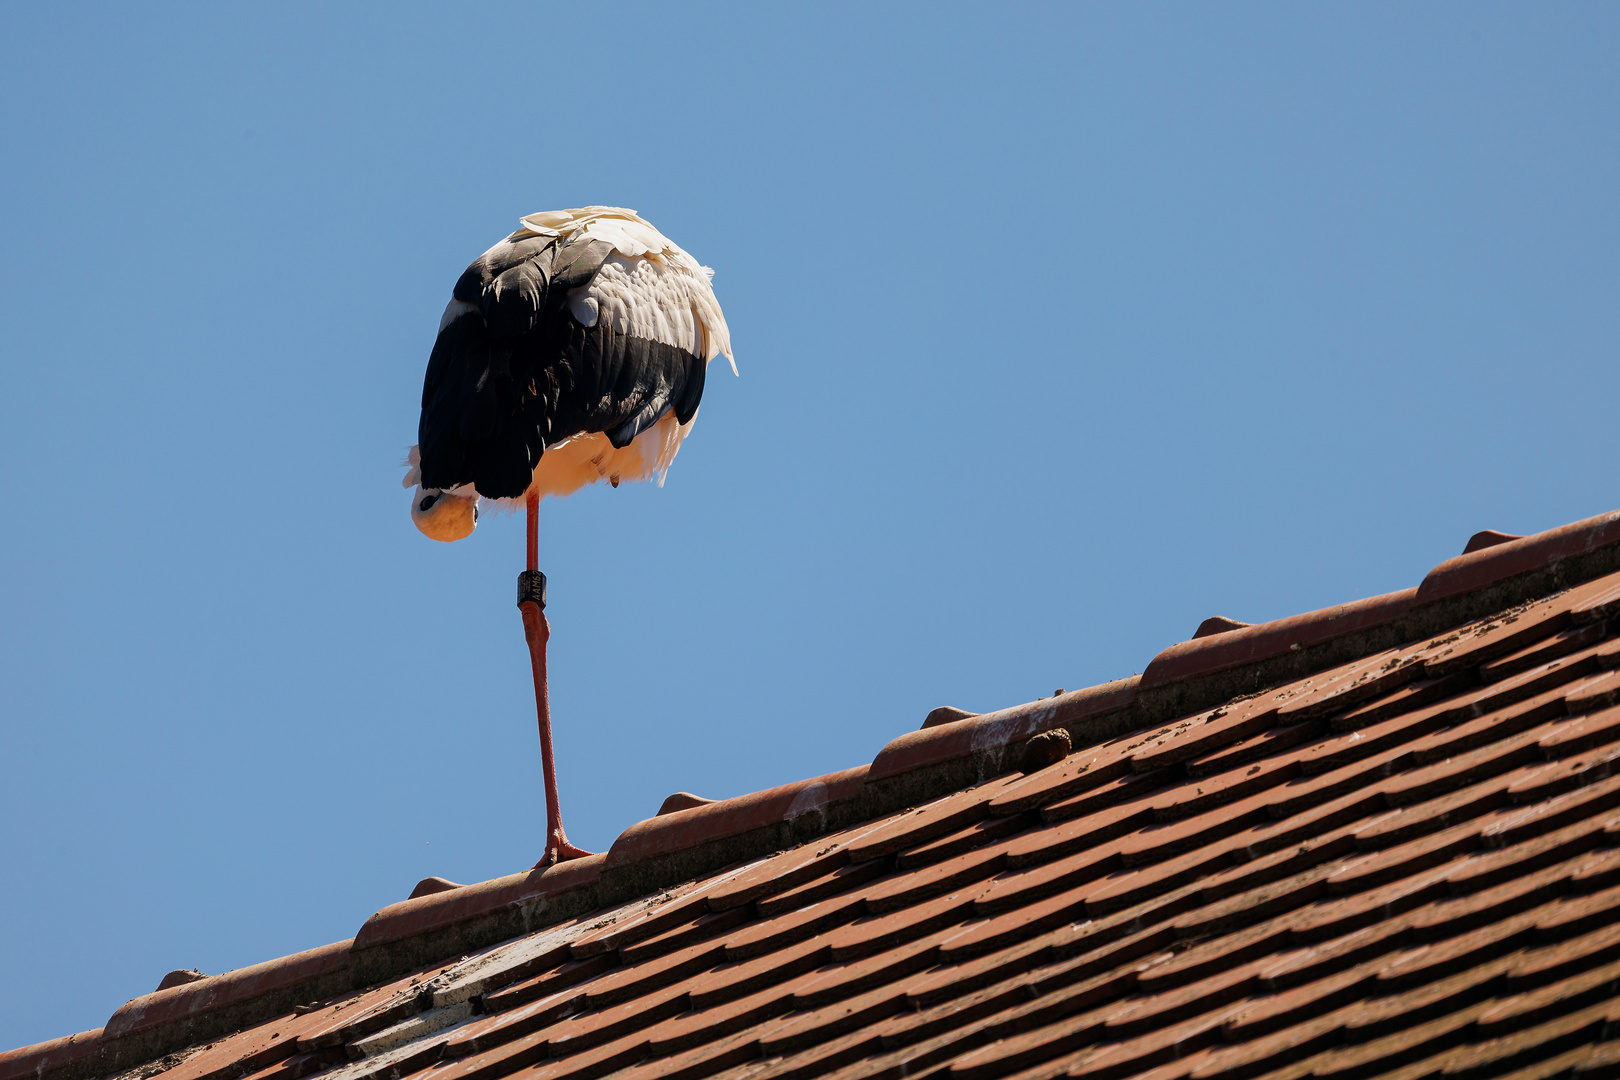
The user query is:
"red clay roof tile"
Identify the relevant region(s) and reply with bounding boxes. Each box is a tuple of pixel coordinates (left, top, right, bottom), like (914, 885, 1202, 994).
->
(26, 512, 1620, 1080)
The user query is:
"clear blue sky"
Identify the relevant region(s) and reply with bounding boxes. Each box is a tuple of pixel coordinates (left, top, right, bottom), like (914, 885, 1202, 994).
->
(3, 2, 1618, 1049)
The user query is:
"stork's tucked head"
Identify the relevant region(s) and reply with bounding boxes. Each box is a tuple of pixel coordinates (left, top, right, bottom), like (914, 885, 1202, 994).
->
(411, 487, 478, 542)
(403, 445, 478, 542)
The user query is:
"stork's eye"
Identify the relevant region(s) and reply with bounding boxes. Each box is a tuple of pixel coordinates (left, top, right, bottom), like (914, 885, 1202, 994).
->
(419, 494, 439, 512)
(472, 505, 479, 522)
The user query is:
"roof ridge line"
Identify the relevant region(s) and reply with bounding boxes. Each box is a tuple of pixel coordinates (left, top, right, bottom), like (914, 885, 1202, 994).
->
(13, 506, 1620, 1079)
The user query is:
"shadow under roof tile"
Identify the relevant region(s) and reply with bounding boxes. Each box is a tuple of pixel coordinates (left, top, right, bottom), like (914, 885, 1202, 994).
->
(619, 907, 753, 966)
(1480, 952, 1620, 1036)
(985, 752, 1135, 819)
(1481, 621, 1611, 684)
(814, 931, 961, 1007)
(444, 981, 586, 1056)
(570, 869, 752, 959)
(1422, 1011, 1615, 1080)
(952, 881, 1106, 959)
(823, 890, 976, 960)
(1136, 919, 1296, 994)
(580, 938, 726, 1008)
(424, 915, 616, 1012)
(1510, 745, 1620, 808)
(1122, 699, 1282, 773)
(902, 936, 1054, 1011)
(1273, 647, 1426, 723)
(1568, 846, 1620, 893)
(760, 980, 912, 1057)
(1418, 595, 1580, 680)
(738, 1020, 887, 1080)
(1145, 753, 1301, 828)
(1284, 865, 1456, 946)
(1036, 767, 1169, 828)
(1192, 998, 1356, 1080)
(1400, 687, 1570, 771)
(1179, 719, 1322, 780)
(702, 815, 902, 914)
(973, 835, 1124, 914)
(860, 844, 1011, 915)
(1104, 957, 1267, 1040)
(1566, 667, 1620, 715)
(1226, 960, 1378, 1042)
(292, 969, 431, 1052)
(1382, 730, 1550, 808)
(1538, 703, 1620, 757)
(845, 775, 1027, 863)
(1409, 859, 1577, 943)
(906, 952, 1129, 1055)
(1446, 813, 1619, 896)
(544, 981, 689, 1059)
(1327, 671, 1476, 732)
(756, 859, 889, 921)
(919, 961, 1162, 1080)
(1486, 774, 1620, 849)
(608, 1025, 765, 1080)
(478, 952, 616, 1016)
(1342, 778, 1505, 855)
(1531, 880, 1620, 939)
(1068, 1001, 1240, 1080)
(723, 888, 865, 961)
(1509, 918, 1620, 992)
(642, 975, 813, 1057)
(689, 936, 833, 1011)
(898, 811, 1035, 868)
(1301, 997, 1494, 1080)
(522, 1028, 648, 1080)
(1174, 826, 1356, 912)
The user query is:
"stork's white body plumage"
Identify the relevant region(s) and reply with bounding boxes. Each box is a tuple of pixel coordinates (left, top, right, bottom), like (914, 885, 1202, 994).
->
(406, 207, 733, 537)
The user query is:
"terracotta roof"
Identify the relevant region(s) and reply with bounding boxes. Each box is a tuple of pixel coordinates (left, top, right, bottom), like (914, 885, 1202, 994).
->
(11, 508, 1620, 1080)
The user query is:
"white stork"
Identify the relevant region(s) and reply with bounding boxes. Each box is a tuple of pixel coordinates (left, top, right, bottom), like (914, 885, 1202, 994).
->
(403, 207, 734, 865)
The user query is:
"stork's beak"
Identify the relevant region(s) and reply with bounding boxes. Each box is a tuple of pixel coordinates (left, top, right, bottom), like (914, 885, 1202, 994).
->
(411, 488, 478, 542)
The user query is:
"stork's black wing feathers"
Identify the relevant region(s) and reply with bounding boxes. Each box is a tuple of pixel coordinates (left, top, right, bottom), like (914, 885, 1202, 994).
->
(417, 234, 708, 499)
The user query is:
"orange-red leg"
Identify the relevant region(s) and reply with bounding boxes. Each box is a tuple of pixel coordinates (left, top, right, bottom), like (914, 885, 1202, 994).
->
(520, 490, 592, 867)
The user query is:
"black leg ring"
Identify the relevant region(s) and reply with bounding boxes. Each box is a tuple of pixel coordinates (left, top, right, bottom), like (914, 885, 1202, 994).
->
(517, 570, 547, 610)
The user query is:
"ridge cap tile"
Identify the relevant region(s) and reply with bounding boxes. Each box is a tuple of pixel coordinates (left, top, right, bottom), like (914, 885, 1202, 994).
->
(0, 1031, 103, 1080)
(353, 855, 605, 952)
(868, 678, 1139, 783)
(104, 939, 354, 1041)
(1418, 509, 1620, 605)
(605, 766, 871, 869)
(1140, 587, 1422, 691)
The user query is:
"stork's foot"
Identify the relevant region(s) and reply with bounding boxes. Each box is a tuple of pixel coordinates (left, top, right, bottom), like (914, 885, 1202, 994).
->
(535, 827, 594, 868)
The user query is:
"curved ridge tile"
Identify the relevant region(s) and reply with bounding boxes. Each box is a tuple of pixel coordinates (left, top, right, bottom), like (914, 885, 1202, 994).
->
(104, 939, 352, 1040)
(869, 678, 1139, 782)
(1140, 588, 1420, 691)
(1419, 510, 1620, 606)
(606, 766, 870, 868)
(0, 1030, 101, 1080)
(355, 856, 604, 951)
